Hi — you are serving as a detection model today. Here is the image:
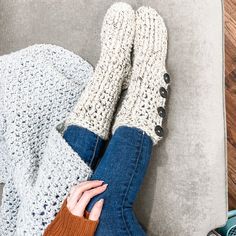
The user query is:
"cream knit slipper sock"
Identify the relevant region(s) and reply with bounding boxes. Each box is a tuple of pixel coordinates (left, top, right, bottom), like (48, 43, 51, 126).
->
(65, 2, 135, 139)
(112, 6, 170, 145)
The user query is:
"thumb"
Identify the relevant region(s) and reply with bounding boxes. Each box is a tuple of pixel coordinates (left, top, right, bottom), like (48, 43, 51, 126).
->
(88, 199, 104, 221)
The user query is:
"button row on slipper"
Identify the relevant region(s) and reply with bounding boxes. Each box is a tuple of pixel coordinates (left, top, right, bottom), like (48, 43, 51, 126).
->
(155, 73, 170, 137)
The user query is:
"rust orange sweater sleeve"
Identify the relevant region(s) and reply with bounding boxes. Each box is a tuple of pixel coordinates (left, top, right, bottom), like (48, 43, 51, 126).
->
(43, 198, 98, 236)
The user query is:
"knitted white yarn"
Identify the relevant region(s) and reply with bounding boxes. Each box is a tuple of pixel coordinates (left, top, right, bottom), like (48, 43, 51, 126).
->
(0, 44, 94, 235)
(65, 2, 135, 140)
(112, 6, 169, 145)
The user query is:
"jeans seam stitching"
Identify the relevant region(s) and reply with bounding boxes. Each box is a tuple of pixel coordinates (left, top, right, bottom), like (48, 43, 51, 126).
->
(121, 131, 145, 236)
(89, 136, 99, 167)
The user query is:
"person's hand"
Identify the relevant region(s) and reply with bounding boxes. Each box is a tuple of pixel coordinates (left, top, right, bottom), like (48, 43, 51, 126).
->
(66, 180, 107, 221)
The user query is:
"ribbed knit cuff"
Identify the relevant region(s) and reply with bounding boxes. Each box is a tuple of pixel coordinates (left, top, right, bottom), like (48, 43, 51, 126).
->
(43, 198, 98, 236)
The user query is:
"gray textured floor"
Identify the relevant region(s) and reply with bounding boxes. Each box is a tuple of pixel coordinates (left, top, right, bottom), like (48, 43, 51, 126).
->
(0, 184, 3, 205)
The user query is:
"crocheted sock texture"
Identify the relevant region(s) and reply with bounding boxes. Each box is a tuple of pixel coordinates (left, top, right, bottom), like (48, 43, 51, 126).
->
(112, 6, 170, 145)
(65, 2, 135, 140)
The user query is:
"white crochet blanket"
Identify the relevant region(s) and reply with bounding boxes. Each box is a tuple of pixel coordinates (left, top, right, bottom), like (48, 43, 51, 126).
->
(0, 44, 93, 236)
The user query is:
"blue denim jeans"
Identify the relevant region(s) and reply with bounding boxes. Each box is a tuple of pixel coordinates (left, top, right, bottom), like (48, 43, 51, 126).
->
(63, 125, 153, 236)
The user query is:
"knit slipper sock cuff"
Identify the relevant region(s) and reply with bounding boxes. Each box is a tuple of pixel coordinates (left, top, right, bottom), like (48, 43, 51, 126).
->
(64, 2, 135, 140)
(112, 6, 169, 145)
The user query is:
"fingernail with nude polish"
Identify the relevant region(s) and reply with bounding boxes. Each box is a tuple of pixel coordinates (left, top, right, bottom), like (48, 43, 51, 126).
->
(98, 199, 104, 205)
